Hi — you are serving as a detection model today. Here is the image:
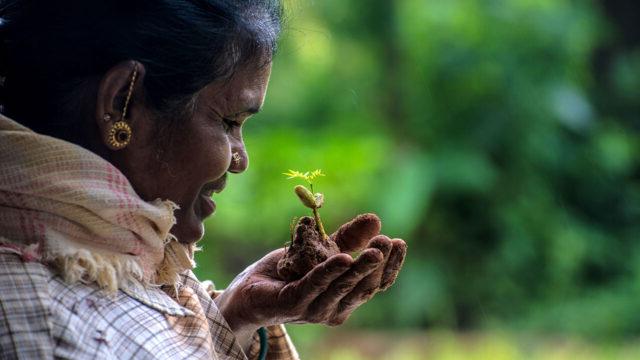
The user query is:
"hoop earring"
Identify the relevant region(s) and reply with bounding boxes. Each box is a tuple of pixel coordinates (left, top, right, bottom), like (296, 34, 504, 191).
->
(107, 64, 138, 150)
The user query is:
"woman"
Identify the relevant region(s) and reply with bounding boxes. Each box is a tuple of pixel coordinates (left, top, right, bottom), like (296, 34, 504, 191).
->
(0, 1, 407, 359)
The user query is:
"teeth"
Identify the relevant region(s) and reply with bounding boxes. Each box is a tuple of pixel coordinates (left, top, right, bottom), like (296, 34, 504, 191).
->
(202, 191, 214, 198)
(201, 182, 224, 197)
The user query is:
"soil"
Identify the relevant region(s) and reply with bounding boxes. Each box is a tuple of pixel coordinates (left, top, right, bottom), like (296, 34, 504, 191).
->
(277, 216, 340, 282)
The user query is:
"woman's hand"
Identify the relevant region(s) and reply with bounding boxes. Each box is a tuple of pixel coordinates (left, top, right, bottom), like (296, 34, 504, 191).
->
(214, 214, 407, 349)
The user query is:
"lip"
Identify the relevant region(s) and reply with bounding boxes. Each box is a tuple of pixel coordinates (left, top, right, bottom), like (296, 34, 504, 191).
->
(196, 174, 227, 220)
(201, 175, 227, 197)
(198, 193, 216, 219)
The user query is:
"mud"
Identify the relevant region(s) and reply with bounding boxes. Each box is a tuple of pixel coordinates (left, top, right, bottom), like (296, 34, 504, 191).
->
(277, 216, 340, 282)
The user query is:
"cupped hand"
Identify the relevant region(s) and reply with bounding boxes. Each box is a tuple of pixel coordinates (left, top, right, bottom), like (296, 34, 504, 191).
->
(214, 214, 407, 340)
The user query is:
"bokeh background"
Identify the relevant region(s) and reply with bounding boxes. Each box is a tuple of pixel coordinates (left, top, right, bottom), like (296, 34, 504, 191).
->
(194, 0, 640, 358)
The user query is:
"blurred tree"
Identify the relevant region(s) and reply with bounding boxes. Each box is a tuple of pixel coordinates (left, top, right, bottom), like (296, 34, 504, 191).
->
(195, 0, 640, 339)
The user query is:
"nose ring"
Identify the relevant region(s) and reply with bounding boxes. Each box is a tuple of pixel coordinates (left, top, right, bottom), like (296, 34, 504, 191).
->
(232, 152, 241, 165)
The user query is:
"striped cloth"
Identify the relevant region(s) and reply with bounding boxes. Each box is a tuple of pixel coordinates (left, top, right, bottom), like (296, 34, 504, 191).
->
(0, 114, 299, 359)
(0, 252, 299, 359)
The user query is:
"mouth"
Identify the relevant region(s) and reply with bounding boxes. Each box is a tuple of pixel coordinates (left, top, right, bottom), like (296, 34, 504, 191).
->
(197, 175, 227, 219)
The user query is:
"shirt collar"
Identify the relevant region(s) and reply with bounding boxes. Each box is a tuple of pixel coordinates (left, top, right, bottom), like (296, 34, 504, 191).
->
(121, 279, 195, 317)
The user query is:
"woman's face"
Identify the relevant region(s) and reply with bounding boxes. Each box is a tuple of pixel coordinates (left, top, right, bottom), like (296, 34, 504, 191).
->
(112, 62, 272, 244)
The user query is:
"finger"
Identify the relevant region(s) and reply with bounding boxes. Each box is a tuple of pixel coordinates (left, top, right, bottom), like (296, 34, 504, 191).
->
(257, 248, 288, 279)
(337, 235, 392, 312)
(279, 253, 353, 304)
(331, 213, 381, 253)
(380, 239, 407, 291)
(327, 311, 352, 327)
(307, 248, 383, 320)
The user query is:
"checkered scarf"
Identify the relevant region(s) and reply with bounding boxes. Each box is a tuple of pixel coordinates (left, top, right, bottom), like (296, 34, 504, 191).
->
(0, 114, 194, 292)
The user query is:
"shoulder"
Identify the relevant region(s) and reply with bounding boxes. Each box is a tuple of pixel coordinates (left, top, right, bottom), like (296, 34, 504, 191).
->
(0, 248, 53, 283)
(0, 251, 55, 358)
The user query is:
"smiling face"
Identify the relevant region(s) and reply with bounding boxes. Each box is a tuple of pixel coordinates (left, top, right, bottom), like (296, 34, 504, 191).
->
(99, 60, 272, 244)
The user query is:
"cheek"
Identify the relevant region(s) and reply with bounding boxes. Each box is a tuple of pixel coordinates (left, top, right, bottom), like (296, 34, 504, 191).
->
(180, 121, 231, 183)
(161, 122, 231, 239)
(147, 122, 230, 198)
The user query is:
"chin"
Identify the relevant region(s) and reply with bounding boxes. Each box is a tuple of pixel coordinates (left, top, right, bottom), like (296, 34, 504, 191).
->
(172, 207, 206, 244)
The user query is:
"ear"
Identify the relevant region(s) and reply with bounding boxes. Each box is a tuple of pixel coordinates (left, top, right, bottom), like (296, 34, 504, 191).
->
(95, 60, 147, 150)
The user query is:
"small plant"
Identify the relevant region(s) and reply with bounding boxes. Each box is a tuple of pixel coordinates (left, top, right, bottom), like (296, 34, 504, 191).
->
(283, 169, 328, 240)
(277, 169, 340, 282)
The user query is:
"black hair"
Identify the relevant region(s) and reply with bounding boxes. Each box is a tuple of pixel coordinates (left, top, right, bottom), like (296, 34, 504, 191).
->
(0, 0, 282, 145)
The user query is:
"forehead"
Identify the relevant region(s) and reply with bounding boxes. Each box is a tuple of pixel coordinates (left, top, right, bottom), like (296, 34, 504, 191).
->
(198, 62, 272, 114)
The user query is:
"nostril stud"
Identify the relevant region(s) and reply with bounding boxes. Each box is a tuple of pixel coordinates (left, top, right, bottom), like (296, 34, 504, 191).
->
(232, 152, 241, 165)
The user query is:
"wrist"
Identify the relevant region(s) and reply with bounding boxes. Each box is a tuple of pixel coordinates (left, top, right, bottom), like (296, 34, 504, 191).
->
(214, 290, 258, 334)
(214, 293, 262, 354)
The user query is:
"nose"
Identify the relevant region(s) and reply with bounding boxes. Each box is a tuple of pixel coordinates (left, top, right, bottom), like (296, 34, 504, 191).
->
(228, 147, 248, 173)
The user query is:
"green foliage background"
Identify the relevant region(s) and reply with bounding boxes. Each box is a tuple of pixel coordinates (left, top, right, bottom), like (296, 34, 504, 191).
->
(194, 0, 640, 355)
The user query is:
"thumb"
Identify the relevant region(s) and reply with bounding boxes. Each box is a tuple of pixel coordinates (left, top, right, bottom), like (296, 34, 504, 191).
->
(330, 213, 381, 253)
(251, 248, 287, 279)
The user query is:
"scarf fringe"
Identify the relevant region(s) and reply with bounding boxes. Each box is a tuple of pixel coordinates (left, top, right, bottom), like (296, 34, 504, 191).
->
(1, 213, 194, 294)
(156, 240, 195, 286)
(48, 249, 145, 293)
(49, 240, 194, 294)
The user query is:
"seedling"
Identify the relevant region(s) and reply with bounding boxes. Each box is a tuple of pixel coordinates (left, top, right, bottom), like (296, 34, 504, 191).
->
(277, 169, 340, 281)
(283, 169, 328, 240)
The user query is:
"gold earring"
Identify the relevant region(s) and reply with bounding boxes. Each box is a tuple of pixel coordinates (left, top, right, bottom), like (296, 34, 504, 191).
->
(107, 64, 138, 150)
(108, 121, 133, 149)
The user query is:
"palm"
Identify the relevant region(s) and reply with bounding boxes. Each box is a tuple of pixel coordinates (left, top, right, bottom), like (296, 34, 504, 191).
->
(216, 213, 407, 331)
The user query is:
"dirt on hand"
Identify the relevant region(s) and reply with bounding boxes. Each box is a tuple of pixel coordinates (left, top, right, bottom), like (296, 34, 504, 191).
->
(277, 216, 340, 282)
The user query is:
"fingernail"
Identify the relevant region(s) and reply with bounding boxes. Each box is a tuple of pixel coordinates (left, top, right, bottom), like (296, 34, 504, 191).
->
(369, 261, 382, 269)
(335, 264, 350, 272)
(374, 243, 392, 254)
(365, 250, 383, 264)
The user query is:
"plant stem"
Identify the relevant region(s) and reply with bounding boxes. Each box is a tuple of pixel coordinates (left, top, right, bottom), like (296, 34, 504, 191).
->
(308, 183, 328, 240)
(312, 207, 328, 241)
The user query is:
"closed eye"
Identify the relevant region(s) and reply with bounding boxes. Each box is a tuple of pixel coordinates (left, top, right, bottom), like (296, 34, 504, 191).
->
(222, 118, 237, 132)
(221, 117, 237, 132)
(207, 105, 238, 133)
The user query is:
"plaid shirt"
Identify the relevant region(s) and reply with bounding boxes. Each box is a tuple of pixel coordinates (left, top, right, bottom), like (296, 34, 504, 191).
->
(0, 251, 299, 359)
